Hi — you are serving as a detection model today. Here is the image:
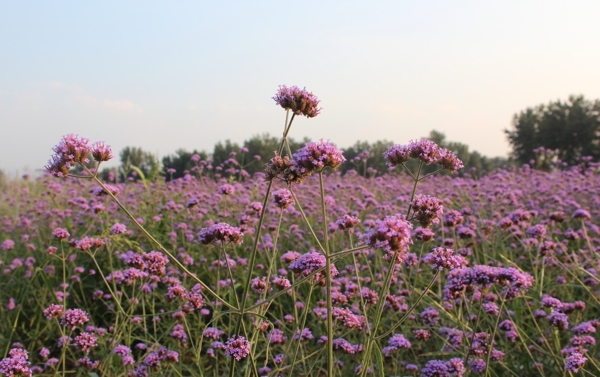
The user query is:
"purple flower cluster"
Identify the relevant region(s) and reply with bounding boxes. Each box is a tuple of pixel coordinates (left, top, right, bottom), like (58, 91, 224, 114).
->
(360, 214, 413, 263)
(335, 214, 361, 231)
(60, 308, 90, 330)
(224, 335, 251, 361)
(289, 251, 339, 278)
(444, 265, 534, 301)
(382, 334, 411, 356)
(288, 139, 346, 183)
(411, 194, 444, 227)
(272, 188, 294, 209)
(272, 85, 321, 118)
(46, 134, 114, 177)
(0, 348, 32, 377)
(198, 223, 244, 245)
(422, 247, 468, 271)
(384, 139, 464, 172)
(421, 358, 465, 377)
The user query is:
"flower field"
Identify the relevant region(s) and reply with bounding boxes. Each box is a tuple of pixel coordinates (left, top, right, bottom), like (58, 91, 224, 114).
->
(0, 87, 598, 376)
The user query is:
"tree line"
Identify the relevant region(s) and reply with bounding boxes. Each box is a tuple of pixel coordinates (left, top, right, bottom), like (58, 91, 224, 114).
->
(57, 94, 600, 183)
(102, 130, 510, 183)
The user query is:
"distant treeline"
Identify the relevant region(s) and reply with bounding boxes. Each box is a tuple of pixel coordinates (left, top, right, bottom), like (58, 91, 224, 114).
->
(90, 130, 510, 183)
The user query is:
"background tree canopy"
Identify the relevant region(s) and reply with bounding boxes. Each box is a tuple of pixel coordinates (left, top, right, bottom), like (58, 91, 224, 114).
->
(505, 95, 600, 165)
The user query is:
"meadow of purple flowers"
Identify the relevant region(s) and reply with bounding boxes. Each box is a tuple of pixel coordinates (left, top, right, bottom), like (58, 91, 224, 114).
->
(0, 86, 598, 376)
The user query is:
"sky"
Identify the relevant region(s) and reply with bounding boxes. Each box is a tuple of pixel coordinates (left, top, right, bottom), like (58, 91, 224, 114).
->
(2, 1, 600, 175)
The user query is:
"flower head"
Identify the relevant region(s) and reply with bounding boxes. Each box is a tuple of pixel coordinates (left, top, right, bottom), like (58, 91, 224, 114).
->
(288, 139, 346, 182)
(224, 335, 251, 361)
(411, 194, 444, 228)
(198, 223, 244, 245)
(46, 134, 92, 177)
(360, 214, 413, 263)
(91, 141, 113, 162)
(273, 85, 321, 118)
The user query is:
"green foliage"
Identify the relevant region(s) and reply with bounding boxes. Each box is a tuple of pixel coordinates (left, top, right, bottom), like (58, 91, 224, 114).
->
(341, 139, 394, 176)
(162, 149, 208, 181)
(506, 95, 600, 165)
(426, 130, 510, 176)
(119, 146, 161, 182)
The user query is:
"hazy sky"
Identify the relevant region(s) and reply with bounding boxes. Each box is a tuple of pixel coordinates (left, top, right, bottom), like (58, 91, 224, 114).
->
(2, 1, 600, 175)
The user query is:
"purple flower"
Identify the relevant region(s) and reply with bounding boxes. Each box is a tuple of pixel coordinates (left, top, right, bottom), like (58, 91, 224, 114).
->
(198, 223, 244, 245)
(217, 184, 235, 195)
(74, 332, 98, 354)
(293, 328, 314, 342)
(113, 345, 132, 357)
(267, 329, 288, 345)
(289, 251, 339, 278)
(1, 240, 15, 251)
(382, 334, 411, 356)
(60, 308, 90, 330)
(52, 228, 70, 240)
(272, 188, 294, 209)
(273, 85, 321, 118)
(565, 352, 588, 373)
(526, 224, 547, 239)
(436, 148, 464, 172)
(0, 348, 32, 377)
(420, 307, 440, 326)
(383, 144, 412, 166)
(443, 210, 464, 227)
(469, 358, 487, 373)
(411, 195, 444, 227)
(224, 335, 251, 361)
(91, 141, 113, 162)
(286, 139, 346, 183)
(572, 209, 591, 220)
(203, 327, 225, 340)
(110, 223, 127, 234)
(43, 304, 64, 320)
(335, 215, 361, 231)
(46, 134, 92, 177)
(547, 311, 569, 331)
(423, 247, 468, 271)
(360, 214, 413, 262)
(413, 227, 436, 242)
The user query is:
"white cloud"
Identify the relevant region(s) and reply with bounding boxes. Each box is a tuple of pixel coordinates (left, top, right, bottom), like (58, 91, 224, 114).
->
(103, 99, 143, 114)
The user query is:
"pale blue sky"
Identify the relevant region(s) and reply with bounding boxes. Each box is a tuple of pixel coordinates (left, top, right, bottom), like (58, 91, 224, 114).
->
(2, 1, 600, 174)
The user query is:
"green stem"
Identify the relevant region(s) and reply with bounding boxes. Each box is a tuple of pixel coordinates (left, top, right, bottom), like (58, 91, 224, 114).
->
(319, 172, 334, 377)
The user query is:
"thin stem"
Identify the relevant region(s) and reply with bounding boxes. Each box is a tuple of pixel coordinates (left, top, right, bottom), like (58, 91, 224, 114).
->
(319, 172, 334, 377)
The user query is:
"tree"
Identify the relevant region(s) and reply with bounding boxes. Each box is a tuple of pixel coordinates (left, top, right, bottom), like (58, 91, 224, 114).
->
(162, 149, 208, 181)
(505, 95, 600, 165)
(119, 146, 161, 181)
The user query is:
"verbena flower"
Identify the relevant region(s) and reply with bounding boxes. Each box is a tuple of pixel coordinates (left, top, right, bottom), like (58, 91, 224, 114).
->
(272, 188, 294, 209)
(46, 134, 92, 177)
(383, 139, 464, 172)
(198, 223, 244, 245)
(0, 348, 32, 377)
(60, 308, 90, 330)
(360, 214, 413, 263)
(411, 194, 444, 228)
(289, 251, 338, 278)
(224, 335, 251, 361)
(565, 352, 588, 373)
(422, 247, 468, 271)
(90, 141, 113, 162)
(273, 85, 321, 118)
